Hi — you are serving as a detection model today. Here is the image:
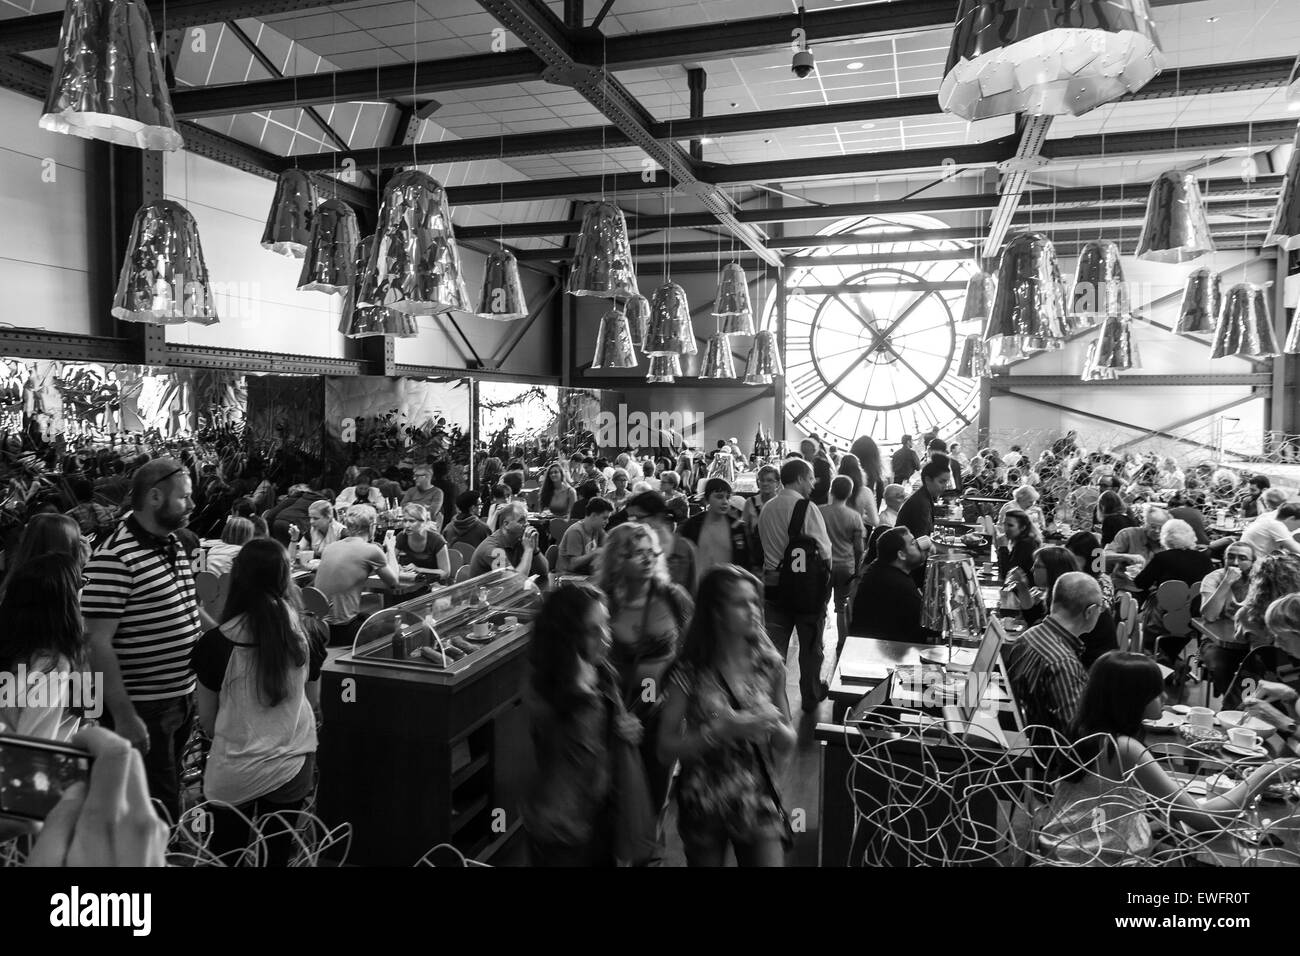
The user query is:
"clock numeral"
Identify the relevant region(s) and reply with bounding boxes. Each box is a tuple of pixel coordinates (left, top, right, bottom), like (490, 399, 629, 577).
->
(791, 368, 822, 394)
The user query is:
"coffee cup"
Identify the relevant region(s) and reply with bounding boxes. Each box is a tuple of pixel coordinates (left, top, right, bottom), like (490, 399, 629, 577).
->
(1186, 706, 1215, 730)
(472, 622, 490, 638)
(1228, 726, 1258, 751)
(298, 548, 314, 567)
(502, 616, 518, 628)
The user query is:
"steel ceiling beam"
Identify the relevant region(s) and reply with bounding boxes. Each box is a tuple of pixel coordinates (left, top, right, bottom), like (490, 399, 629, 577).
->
(451, 176, 1282, 240)
(1041, 118, 1298, 159)
(474, 0, 781, 268)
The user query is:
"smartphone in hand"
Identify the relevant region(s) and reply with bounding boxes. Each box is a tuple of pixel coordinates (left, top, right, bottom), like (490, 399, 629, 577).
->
(0, 732, 92, 821)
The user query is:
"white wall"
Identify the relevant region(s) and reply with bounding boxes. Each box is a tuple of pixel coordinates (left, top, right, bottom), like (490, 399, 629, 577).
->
(0, 87, 97, 335)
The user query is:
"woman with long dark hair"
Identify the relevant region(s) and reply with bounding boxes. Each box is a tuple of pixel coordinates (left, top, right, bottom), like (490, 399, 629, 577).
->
(0, 553, 88, 740)
(1096, 491, 1135, 545)
(1006, 545, 1118, 668)
(538, 462, 577, 517)
(837, 452, 879, 526)
(1037, 652, 1298, 864)
(658, 565, 796, 867)
(849, 435, 885, 504)
(0, 512, 86, 601)
(192, 538, 326, 865)
(997, 509, 1040, 582)
(523, 582, 642, 866)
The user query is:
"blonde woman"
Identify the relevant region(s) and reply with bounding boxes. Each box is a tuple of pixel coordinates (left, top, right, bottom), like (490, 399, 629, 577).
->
(206, 516, 254, 577)
(594, 522, 694, 811)
(395, 502, 451, 581)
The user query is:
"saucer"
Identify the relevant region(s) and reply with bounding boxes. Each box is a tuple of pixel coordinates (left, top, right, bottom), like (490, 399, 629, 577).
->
(1143, 714, 1184, 732)
(1222, 741, 1269, 759)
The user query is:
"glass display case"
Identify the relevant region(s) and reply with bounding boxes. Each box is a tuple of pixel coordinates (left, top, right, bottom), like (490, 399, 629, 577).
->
(342, 567, 541, 679)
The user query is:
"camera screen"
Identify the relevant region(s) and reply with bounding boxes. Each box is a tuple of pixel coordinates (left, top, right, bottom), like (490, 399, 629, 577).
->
(0, 741, 91, 821)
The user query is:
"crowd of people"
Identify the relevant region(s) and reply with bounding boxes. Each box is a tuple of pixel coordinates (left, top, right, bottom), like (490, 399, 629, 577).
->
(4, 421, 1300, 868)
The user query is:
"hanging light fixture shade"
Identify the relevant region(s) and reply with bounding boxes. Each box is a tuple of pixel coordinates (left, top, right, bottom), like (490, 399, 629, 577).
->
(984, 232, 1068, 355)
(743, 330, 784, 385)
(340, 236, 417, 339)
(1175, 268, 1222, 334)
(624, 293, 652, 349)
(646, 354, 681, 383)
(476, 248, 529, 320)
(358, 170, 470, 315)
(1080, 341, 1119, 381)
(1284, 311, 1300, 354)
(713, 262, 754, 334)
(1135, 169, 1215, 263)
(956, 334, 988, 379)
(1091, 314, 1139, 371)
(960, 270, 997, 324)
(1211, 283, 1279, 359)
(296, 198, 358, 294)
(938, 0, 1164, 121)
(644, 282, 696, 356)
(699, 334, 737, 380)
(111, 200, 218, 325)
(567, 201, 638, 298)
(590, 308, 637, 369)
(40, 0, 183, 151)
(1264, 122, 1300, 251)
(261, 169, 317, 258)
(1070, 240, 1128, 325)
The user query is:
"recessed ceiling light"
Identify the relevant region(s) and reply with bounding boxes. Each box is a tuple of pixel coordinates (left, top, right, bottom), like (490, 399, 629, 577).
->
(861, 122, 875, 130)
(1206, 15, 1220, 22)
(847, 61, 864, 70)
(700, 137, 713, 144)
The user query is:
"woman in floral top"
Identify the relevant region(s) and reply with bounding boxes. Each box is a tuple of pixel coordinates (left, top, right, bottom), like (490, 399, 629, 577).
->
(658, 565, 797, 866)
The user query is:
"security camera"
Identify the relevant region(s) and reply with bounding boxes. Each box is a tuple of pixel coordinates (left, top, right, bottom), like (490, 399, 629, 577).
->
(792, 48, 815, 79)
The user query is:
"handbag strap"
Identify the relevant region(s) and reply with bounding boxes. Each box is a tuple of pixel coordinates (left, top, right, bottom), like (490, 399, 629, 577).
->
(787, 498, 810, 544)
(713, 668, 786, 811)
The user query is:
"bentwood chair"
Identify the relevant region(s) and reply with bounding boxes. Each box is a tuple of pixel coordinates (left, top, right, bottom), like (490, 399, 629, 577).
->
(454, 565, 473, 583)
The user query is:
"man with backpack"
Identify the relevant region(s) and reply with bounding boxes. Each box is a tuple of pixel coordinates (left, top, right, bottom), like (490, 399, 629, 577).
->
(756, 458, 833, 713)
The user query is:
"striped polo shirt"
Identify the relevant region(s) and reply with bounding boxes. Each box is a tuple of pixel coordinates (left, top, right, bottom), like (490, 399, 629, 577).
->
(82, 514, 202, 702)
(1003, 616, 1088, 736)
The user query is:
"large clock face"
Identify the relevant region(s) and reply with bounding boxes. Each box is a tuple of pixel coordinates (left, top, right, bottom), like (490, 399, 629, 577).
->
(778, 223, 980, 450)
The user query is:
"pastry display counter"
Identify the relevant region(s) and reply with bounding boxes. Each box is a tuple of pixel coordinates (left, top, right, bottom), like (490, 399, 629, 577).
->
(317, 569, 541, 865)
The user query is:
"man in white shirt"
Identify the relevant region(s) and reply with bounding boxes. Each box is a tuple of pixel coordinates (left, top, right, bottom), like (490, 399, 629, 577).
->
(757, 458, 833, 713)
(1239, 502, 1300, 557)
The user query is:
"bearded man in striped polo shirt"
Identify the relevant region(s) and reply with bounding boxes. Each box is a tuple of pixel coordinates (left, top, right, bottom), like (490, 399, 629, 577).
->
(83, 457, 214, 821)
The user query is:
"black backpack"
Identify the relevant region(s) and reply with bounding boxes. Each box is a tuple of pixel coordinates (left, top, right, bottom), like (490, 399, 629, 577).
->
(776, 499, 831, 615)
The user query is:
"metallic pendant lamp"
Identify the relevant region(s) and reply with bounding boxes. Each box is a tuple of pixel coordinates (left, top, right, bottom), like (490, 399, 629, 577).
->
(699, 334, 737, 380)
(358, 170, 470, 315)
(1090, 313, 1139, 371)
(112, 200, 219, 325)
(1264, 122, 1300, 252)
(1285, 309, 1300, 355)
(1175, 268, 1222, 334)
(476, 248, 529, 320)
(984, 232, 1068, 357)
(743, 330, 784, 385)
(40, 0, 183, 151)
(960, 270, 997, 324)
(1080, 341, 1119, 381)
(938, 0, 1164, 121)
(568, 201, 638, 299)
(1136, 169, 1215, 263)
(590, 308, 637, 369)
(1211, 283, 1279, 359)
(644, 282, 697, 357)
(646, 354, 682, 383)
(297, 198, 359, 295)
(956, 334, 988, 379)
(340, 236, 418, 339)
(1070, 240, 1128, 326)
(624, 293, 652, 349)
(713, 262, 755, 335)
(261, 169, 317, 258)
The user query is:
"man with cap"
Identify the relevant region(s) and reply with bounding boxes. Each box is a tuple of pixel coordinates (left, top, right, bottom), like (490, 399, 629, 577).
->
(82, 457, 213, 820)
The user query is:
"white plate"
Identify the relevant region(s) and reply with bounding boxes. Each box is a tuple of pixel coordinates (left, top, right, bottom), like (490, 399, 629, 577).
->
(1222, 741, 1270, 759)
(1217, 711, 1275, 735)
(1143, 714, 1185, 731)
(1170, 704, 1191, 716)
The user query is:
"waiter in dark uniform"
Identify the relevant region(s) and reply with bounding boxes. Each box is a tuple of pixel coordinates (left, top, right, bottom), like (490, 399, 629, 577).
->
(895, 455, 953, 585)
